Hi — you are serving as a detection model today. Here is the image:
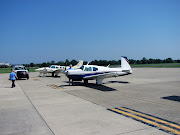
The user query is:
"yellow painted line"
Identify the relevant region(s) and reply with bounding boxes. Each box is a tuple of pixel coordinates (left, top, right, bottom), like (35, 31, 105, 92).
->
(111, 108, 180, 135)
(119, 107, 180, 130)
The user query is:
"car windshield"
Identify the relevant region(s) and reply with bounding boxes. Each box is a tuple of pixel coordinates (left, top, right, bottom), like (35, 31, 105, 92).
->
(14, 67, 26, 70)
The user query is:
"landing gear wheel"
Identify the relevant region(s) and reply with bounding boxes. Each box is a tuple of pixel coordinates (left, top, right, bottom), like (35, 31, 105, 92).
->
(52, 72, 54, 77)
(84, 80, 88, 85)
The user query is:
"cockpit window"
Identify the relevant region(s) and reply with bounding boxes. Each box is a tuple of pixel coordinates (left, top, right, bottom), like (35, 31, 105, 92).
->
(93, 67, 98, 71)
(80, 66, 84, 70)
(84, 67, 92, 71)
(51, 66, 55, 68)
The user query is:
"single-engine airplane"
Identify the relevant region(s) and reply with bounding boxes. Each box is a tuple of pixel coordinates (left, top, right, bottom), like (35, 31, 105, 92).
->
(35, 60, 83, 77)
(65, 57, 132, 85)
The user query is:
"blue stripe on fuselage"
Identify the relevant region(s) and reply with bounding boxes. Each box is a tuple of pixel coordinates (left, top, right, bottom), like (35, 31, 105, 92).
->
(67, 72, 111, 81)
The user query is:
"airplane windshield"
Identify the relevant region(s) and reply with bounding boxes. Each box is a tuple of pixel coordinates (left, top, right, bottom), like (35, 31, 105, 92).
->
(80, 66, 84, 70)
(51, 66, 55, 68)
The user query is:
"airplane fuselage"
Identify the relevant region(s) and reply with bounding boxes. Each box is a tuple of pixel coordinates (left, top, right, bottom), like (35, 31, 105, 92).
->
(66, 65, 131, 83)
(65, 57, 132, 85)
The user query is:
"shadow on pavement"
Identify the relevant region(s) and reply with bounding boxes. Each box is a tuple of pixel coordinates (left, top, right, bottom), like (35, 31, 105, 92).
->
(106, 81, 129, 84)
(162, 96, 180, 102)
(61, 81, 117, 92)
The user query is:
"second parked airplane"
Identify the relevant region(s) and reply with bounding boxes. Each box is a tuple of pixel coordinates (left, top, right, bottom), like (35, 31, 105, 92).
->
(35, 60, 83, 77)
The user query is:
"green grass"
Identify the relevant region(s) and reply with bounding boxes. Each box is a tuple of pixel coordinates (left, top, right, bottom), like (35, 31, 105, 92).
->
(110, 63, 180, 68)
(0, 67, 38, 74)
(0, 63, 180, 74)
(131, 63, 180, 68)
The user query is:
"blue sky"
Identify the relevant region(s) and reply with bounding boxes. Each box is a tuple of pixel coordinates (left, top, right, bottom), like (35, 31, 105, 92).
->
(0, 0, 180, 64)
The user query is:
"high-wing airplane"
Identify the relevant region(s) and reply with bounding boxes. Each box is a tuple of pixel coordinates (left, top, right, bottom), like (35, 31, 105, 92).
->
(65, 57, 132, 85)
(35, 60, 83, 77)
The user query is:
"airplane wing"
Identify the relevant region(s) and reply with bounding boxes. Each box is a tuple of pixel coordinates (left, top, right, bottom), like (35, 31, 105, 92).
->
(47, 68, 59, 73)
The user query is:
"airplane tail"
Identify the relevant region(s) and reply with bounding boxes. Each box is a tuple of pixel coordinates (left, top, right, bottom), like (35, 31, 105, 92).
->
(73, 60, 83, 69)
(121, 57, 132, 74)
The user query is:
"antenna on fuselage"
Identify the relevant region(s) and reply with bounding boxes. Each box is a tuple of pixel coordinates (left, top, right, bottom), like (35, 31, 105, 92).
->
(107, 64, 110, 67)
(87, 61, 90, 65)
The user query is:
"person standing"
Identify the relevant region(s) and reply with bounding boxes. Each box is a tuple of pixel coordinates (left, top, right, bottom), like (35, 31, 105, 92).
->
(67, 64, 74, 85)
(9, 69, 18, 88)
(68, 64, 74, 70)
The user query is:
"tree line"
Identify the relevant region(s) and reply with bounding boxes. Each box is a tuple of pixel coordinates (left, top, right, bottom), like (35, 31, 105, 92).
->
(24, 57, 180, 67)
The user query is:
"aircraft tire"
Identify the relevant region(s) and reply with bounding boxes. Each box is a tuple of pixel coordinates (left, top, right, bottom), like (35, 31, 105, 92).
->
(84, 79, 88, 85)
(52, 72, 54, 77)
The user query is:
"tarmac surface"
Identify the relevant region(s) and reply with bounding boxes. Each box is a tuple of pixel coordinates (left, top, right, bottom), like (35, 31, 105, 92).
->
(0, 68, 180, 135)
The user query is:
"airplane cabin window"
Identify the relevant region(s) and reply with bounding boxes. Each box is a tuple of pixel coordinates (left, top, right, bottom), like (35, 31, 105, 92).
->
(88, 67, 92, 71)
(93, 67, 98, 71)
(51, 66, 55, 68)
(84, 67, 92, 71)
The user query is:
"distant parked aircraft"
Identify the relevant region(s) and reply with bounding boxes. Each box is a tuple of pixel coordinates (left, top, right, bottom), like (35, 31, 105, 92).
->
(64, 57, 132, 85)
(35, 60, 83, 77)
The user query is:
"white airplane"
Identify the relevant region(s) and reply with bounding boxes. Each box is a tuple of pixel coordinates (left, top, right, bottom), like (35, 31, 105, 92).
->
(35, 60, 83, 77)
(65, 57, 132, 85)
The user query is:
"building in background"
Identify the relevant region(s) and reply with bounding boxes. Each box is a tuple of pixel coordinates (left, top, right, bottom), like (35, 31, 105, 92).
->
(0, 62, 10, 68)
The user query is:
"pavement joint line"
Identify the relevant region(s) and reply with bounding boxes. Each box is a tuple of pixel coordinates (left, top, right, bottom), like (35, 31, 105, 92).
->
(67, 84, 180, 110)
(115, 79, 180, 88)
(108, 108, 180, 135)
(115, 127, 153, 135)
(17, 82, 55, 135)
(111, 93, 180, 110)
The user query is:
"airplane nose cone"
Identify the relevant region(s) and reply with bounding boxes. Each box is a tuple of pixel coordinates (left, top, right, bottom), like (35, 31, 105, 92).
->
(35, 69, 40, 71)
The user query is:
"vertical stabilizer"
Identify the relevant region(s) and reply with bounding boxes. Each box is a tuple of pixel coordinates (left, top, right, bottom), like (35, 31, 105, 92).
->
(73, 60, 84, 69)
(121, 57, 132, 73)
